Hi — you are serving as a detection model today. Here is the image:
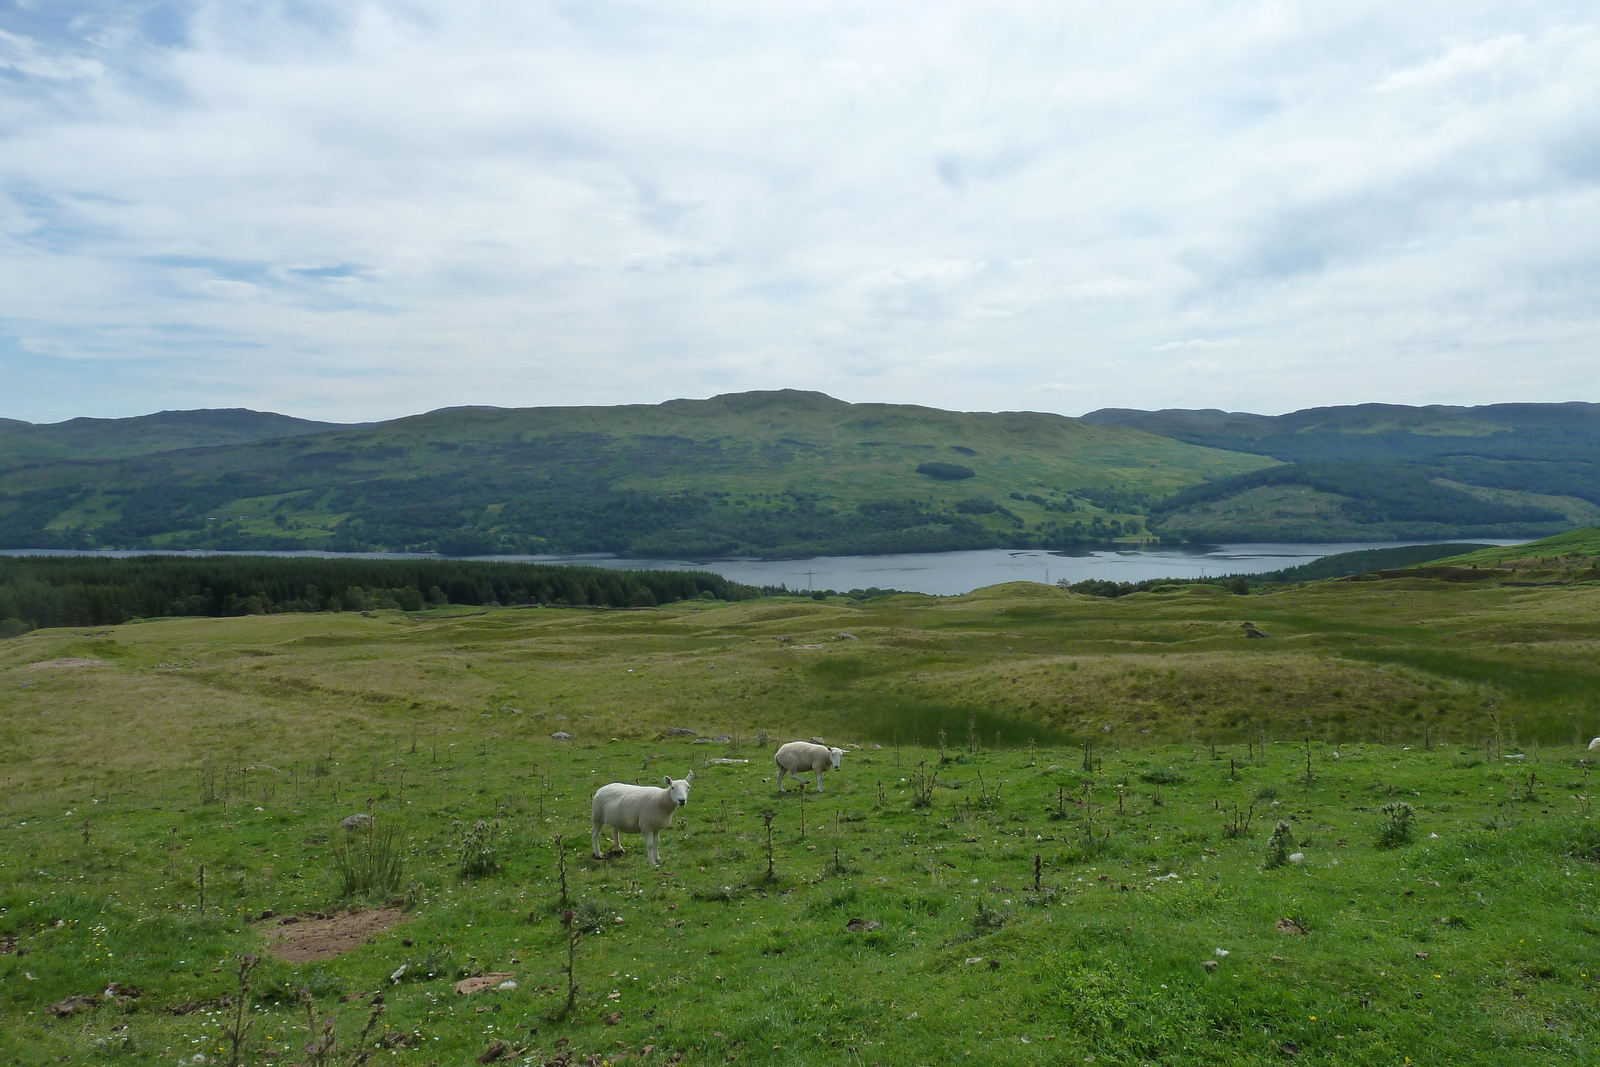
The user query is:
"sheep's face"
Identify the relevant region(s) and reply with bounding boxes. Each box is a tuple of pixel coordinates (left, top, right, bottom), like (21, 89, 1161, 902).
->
(664, 774, 692, 807)
(829, 747, 844, 770)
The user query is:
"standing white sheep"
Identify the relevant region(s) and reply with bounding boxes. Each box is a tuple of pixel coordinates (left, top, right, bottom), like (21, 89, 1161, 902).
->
(774, 741, 845, 793)
(591, 772, 693, 866)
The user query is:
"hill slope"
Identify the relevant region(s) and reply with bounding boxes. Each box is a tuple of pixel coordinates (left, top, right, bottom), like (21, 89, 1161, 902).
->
(1083, 402, 1600, 542)
(0, 391, 1272, 557)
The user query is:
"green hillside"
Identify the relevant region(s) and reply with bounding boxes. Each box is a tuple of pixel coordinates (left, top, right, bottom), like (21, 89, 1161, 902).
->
(0, 408, 349, 464)
(1400, 526, 1600, 583)
(0, 391, 1272, 557)
(1084, 402, 1600, 542)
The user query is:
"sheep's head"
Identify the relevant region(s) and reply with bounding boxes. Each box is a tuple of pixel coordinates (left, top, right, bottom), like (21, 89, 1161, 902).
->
(828, 747, 844, 770)
(663, 772, 693, 807)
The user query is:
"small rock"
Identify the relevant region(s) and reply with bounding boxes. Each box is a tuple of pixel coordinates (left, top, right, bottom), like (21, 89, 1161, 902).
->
(340, 813, 373, 833)
(844, 918, 881, 932)
(1202, 960, 1219, 971)
(810, 736, 826, 744)
(605, 1011, 623, 1025)
(837, 631, 858, 640)
(1288, 852, 1305, 865)
(711, 735, 731, 743)
(1278, 1040, 1298, 1056)
(1275, 918, 1309, 936)
(1415, 951, 1429, 960)
(964, 957, 984, 965)
(496, 980, 517, 990)
(665, 727, 697, 737)
(501, 706, 523, 715)
(390, 964, 408, 983)
(1214, 948, 1230, 957)
(551, 731, 573, 741)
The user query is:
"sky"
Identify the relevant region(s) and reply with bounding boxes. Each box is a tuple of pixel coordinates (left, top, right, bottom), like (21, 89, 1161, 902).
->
(2, 1, 1599, 425)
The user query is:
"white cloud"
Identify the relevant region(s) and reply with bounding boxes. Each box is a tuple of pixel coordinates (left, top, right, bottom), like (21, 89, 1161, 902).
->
(0, 1, 1598, 422)
(1151, 338, 1238, 351)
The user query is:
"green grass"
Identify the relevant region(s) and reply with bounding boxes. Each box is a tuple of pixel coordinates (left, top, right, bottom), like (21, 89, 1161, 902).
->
(3, 578, 1600, 1064)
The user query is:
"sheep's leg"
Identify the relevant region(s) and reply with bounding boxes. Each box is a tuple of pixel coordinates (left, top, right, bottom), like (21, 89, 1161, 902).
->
(776, 767, 786, 792)
(591, 820, 603, 859)
(613, 828, 623, 853)
(647, 830, 660, 866)
(815, 768, 825, 793)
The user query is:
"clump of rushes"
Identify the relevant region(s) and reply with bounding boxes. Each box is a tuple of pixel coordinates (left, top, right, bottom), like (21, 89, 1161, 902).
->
(912, 762, 938, 809)
(334, 818, 405, 898)
(1264, 820, 1294, 869)
(1377, 802, 1415, 848)
(457, 818, 500, 880)
(1222, 802, 1255, 839)
(222, 954, 258, 1067)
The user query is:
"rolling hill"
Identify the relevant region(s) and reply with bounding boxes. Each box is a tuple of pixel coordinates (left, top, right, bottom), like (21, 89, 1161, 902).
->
(0, 391, 1272, 557)
(1083, 402, 1600, 542)
(0, 408, 350, 464)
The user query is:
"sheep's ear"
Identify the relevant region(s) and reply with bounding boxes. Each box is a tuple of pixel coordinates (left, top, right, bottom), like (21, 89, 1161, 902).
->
(685, 770, 694, 782)
(663, 776, 672, 786)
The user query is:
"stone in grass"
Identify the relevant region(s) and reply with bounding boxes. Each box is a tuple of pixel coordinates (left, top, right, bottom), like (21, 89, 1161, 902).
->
(1275, 918, 1309, 936)
(605, 1011, 623, 1025)
(845, 918, 881, 932)
(664, 727, 697, 737)
(551, 731, 573, 741)
(453, 973, 517, 996)
(340, 813, 374, 833)
(1202, 960, 1219, 972)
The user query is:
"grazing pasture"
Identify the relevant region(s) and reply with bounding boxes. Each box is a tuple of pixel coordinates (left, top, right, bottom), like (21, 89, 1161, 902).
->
(1, 577, 1597, 1065)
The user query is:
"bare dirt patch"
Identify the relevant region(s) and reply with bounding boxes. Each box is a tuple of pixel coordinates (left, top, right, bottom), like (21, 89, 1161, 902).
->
(25, 657, 111, 671)
(259, 907, 410, 963)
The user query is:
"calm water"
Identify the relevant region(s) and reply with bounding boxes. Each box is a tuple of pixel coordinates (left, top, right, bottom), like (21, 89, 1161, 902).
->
(3, 540, 1528, 597)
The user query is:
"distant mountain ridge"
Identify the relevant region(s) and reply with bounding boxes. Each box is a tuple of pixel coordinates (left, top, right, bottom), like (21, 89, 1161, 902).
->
(0, 408, 352, 463)
(2, 393, 1592, 555)
(0, 390, 1269, 557)
(1084, 402, 1600, 542)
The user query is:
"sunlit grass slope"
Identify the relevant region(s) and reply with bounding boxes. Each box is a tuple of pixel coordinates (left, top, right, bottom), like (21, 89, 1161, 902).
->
(1, 578, 1598, 1065)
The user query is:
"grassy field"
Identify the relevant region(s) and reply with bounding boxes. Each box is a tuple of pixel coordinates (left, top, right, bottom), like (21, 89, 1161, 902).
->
(2, 577, 1599, 1065)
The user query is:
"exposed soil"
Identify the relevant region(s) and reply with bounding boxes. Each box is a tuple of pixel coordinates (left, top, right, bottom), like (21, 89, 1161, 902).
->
(258, 907, 410, 963)
(25, 657, 111, 671)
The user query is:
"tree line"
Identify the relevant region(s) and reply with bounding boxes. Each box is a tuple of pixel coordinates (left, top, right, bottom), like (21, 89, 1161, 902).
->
(0, 556, 761, 635)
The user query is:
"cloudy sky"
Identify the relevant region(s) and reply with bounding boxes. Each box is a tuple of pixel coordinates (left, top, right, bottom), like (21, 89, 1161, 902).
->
(2, 1, 1598, 424)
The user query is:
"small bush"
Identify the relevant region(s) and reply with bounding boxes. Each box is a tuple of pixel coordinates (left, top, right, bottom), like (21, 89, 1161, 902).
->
(1564, 822, 1600, 863)
(1377, 802, 1415, 849)
(1263, 820, 1294, 869)
(1139, 769, 1184, 785)
(333, 821, 405, 899)
(970, 897, 1008, 935)
(571, 899, 611, 934)
(916, 462, 976, 481)
(457, 819, 501, 880)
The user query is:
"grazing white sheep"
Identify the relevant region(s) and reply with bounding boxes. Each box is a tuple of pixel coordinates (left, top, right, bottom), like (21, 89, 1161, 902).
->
(774, 741, 845, 793)
(591, 772, 692, 866)
(1589, 737, 1600, 751)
